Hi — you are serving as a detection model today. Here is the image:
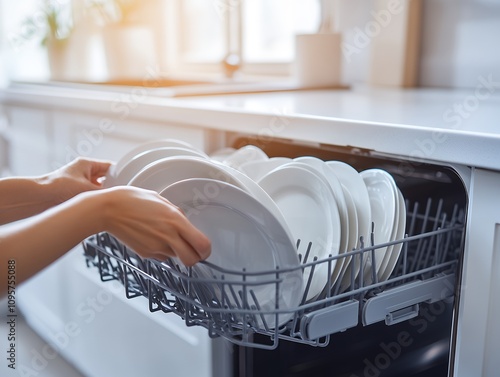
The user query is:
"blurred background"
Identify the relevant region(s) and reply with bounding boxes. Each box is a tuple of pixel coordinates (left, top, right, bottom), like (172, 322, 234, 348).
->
(0, 0, 499, 90)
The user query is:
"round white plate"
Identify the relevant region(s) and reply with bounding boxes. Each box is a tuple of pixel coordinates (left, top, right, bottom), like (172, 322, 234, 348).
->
(114, 146, 209, 186)
(222, 145, 268, 169)
(327, 161, 372, 290)
(161, 178, 303, 328)
(375, 182, 400, 280)
(379, 188, 407, 282)
(128, 156, 246, 193)
(212, 161, 295, 246)
(332, 188, 358, 286)
(239, 157, 292, 182)
(115, 139, 202, 175)
(326, 161, 371, 249)
(294, 157, 349, 255)
(257, 164, 341, 302)
(360, 169, 398, 280)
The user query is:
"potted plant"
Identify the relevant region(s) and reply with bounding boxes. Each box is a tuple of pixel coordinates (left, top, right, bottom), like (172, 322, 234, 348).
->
(18, 0, 72, 80)
(18, 0, 99, 81)
(92, 0, 159, 81)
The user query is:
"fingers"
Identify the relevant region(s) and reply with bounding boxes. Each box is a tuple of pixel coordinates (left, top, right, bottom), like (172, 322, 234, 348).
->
(130, 233, 208, 267)
(71, 158, 113, 188)
(103, 186, 211, 267)
(86, 160, 113, 186)
(150, 209, 211, 266)
(165, 235, 207, 267)
(90, 160, 113, 178)
(160, 197, 212, 262)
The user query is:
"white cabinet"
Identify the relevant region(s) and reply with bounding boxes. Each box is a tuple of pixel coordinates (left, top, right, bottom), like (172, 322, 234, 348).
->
(454, 168, 500, 377)
(5, 106, 53, 175)
(0, 110, 8, 176)
(18, 248, 214, 377)
(4, 105, 209, 174)
(50, 111, 208, 170)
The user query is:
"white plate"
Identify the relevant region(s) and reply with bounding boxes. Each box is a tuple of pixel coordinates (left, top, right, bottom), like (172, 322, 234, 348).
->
(326, 161, 372, 249)
(115, 139, 202, 175)
(161, 178, 303, 328)
(222, 145, 268, 169)
(330, 188, 358, 288)
(360, 169, 398, 280)
(212, 161, 295, 246)
(327, 161, 372, 290)
(294, 157, 349, 255)
(239, 157, 292, 182)
(128, 156, 247, 192)
(114, 147, 209, 186)
(291, 158, 350, 291)
(379, 188, 407, 281)
(257, 164, 341, 301)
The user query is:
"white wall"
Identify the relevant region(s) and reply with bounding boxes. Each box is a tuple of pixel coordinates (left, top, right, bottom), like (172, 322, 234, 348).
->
(338, 0, 500, 89)
(0, 0, 50, 85)
(419, 0, 500, 89)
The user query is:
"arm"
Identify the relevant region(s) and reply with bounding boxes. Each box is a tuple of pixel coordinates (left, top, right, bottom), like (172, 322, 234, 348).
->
(0, 176, 58, 225)
(0, 158, 111, 225)
(0, 189, 105, 293)
(0, 186, 211, 297)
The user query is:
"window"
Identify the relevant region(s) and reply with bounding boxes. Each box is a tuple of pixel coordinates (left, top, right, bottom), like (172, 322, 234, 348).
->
(0, 0, 321, 83)
(242, 0, 320, 63)
(179, 0, 226, 64)
(175, 0, 320, 77)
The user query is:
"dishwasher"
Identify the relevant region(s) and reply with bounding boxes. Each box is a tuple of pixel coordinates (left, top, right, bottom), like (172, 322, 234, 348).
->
(82, 134, 468, 377)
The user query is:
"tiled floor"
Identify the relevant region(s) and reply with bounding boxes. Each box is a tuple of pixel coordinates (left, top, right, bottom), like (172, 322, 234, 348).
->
(0, 299, 85, 377)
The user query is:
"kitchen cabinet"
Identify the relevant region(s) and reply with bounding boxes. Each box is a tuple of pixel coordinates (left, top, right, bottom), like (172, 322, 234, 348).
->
(50, 110, 207, 168)
(4, 106, 53, 175)
(4, 105, 209, 174)
(0, 108, 9, 176)
(1, 82, 499, 377)
(457, 167, 500, 377)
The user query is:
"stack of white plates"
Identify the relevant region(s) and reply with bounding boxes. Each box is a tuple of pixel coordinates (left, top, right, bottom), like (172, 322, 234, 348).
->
(359, 169, 406, 283)
(106, 140, 407, 318)
(254, 157, 370, 298)
(232, 150, 407, 293)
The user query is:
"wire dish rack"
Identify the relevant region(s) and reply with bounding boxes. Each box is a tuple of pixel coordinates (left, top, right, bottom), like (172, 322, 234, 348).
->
(82, 198, 464, 350)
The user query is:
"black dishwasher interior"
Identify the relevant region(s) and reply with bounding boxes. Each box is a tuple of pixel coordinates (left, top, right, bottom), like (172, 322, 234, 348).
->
(230, 137, 467, 377)
(82, 136, 467, 377)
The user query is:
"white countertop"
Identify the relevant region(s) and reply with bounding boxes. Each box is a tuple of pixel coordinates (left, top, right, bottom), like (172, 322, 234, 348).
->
(178, 86, 500, 135)
(1, 81, 500, 171)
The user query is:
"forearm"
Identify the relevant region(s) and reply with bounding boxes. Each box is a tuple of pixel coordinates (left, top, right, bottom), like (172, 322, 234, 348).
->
(0, 191, 104, 296)
(0, 175, 57, 225)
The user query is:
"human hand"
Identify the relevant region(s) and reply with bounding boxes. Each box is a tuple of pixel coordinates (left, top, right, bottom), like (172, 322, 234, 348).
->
(101, 186, 211, 266)
(48, 157, 112, 204)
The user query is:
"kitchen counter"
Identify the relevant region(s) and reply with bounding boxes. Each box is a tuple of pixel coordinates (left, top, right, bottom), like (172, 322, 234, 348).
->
(1, 81, 500, 171)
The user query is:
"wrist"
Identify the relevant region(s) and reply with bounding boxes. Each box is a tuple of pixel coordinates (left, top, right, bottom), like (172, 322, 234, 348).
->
(93, 187, 121, 234)
(35, 173, 63, 206)
(72, 189, 110, 235)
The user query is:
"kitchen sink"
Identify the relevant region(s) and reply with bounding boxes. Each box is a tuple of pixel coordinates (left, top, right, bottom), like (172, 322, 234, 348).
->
(11, 78, 347, 98)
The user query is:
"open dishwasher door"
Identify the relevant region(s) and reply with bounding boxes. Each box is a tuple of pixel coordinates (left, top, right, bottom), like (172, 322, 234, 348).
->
(225, 137, 467, 377)
(81, 136, 466, 377)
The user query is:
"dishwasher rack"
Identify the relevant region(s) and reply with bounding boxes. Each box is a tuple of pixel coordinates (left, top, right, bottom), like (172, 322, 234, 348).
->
(82, 198, 464, 350)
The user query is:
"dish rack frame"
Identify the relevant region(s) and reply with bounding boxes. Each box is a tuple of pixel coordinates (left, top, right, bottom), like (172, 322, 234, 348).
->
(82, 198, 464, 350)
